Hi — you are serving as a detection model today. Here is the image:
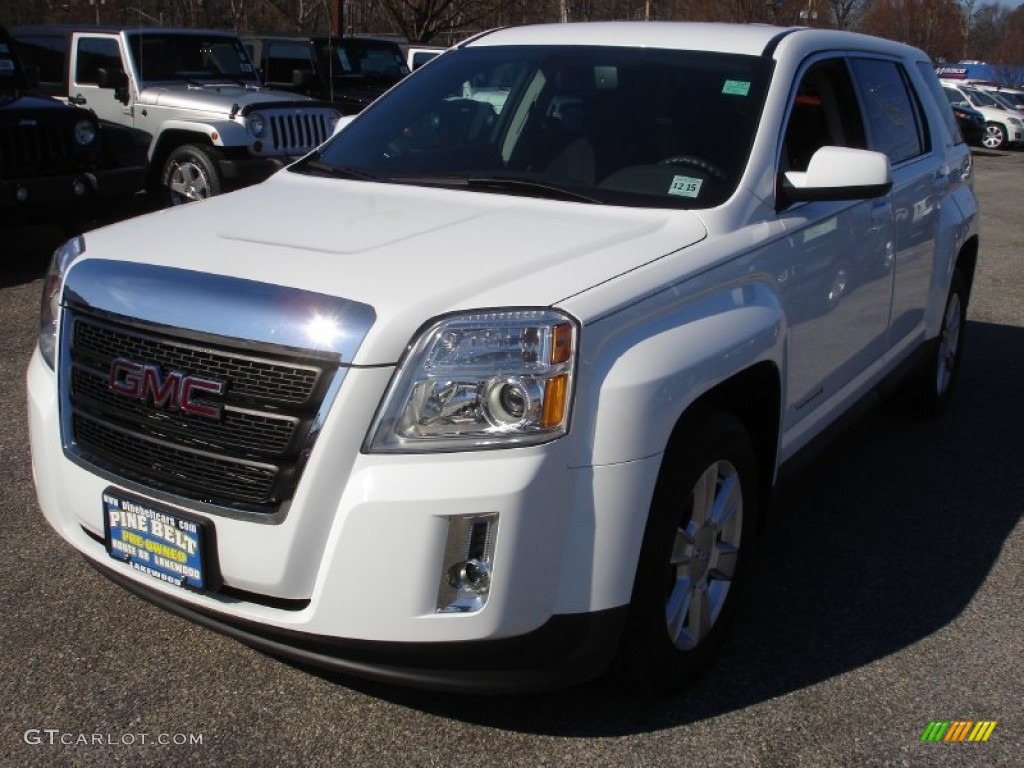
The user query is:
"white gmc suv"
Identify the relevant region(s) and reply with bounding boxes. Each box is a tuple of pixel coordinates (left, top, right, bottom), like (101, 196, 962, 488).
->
(28, 22, 979, 694)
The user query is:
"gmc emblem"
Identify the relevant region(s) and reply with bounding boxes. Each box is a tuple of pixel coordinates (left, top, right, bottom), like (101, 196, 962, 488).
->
(108, 358, 225, 419)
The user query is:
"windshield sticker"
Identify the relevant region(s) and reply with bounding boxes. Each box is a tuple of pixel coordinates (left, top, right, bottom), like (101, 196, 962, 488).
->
(240, 63, 253, 72)
(722, 80, 751, 97)
(669, 175, 703, 198)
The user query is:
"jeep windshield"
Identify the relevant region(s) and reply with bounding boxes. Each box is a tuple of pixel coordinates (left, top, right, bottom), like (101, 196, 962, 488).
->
(0, 38, 28, 90)
(127, 33, 260, 85)
(295, 45, 771, 209)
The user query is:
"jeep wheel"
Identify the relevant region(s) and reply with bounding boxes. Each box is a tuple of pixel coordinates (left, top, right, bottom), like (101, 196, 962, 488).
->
(982, 123, 1007, 150)
(161, 144, 223, 206)
(615, 410, 758, 694)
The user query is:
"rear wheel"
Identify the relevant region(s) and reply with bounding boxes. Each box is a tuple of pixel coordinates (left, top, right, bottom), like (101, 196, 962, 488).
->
(615, 410, 759, 694)
(160, 144, 223, 206)
(903, 269, 968, 418)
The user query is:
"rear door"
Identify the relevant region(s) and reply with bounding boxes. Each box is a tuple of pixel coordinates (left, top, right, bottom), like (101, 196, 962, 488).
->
(848, 56, 941, 348)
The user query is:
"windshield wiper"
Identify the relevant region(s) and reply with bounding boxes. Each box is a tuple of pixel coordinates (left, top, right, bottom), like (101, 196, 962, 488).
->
(292, 157, 380, 181)
(466, 177, 603, 204)
(389, 175, 602, 204)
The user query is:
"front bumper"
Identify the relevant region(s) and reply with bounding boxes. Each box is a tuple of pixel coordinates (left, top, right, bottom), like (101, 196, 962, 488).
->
(91, 558, 626, 692)
(28, 344, 660, 691)
(0, 165, 146, 219)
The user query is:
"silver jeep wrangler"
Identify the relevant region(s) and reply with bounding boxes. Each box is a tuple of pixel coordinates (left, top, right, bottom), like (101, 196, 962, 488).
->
(13, 26, 341, 205)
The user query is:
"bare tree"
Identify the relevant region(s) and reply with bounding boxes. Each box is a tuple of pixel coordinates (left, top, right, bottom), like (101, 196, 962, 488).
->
(377, 0, 499, 42)
(824, 0, 869, 29)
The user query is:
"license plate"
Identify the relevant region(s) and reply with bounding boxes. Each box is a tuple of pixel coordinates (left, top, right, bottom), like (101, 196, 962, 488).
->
(103, 489, 209, 591)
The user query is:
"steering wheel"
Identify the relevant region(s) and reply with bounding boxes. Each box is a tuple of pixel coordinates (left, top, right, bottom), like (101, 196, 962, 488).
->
(657, 155, 728, 182)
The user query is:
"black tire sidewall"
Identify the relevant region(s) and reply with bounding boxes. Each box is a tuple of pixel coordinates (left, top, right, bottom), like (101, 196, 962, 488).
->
(615, 409, 760, 694)
(160, 145, 222, 206)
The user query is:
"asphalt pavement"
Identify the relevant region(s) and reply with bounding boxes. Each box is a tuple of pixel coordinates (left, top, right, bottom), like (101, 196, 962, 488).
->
(0, 154, 1020, 767)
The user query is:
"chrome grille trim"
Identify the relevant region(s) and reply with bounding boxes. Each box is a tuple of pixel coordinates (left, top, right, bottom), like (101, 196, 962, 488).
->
(265, 109, 333, 155)
(59, 260, 376, 522)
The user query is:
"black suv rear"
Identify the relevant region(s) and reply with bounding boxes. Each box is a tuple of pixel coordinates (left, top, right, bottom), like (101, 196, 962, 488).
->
(243, 35, 409, 114)
(0, 26, 142, 226)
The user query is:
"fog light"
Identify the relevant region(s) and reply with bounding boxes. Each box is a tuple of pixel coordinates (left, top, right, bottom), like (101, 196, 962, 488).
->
(252, 140, 263, 153)
(16, 186, 29, 202)
(437, 513, 497, 613)
(72, 179, 87, 196)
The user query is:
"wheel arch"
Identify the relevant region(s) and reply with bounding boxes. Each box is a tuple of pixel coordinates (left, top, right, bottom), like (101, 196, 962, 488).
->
(147, 129, 215, 185)
(666, 361, 782, 520)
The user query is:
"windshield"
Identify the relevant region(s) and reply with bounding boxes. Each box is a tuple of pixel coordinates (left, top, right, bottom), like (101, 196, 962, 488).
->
(0, 38, 28, 89)
(963, 87, 1001, 109)
(989, 91, 1022, 112)
(296, 45, 772, 209)
(128, 33, 259, 84)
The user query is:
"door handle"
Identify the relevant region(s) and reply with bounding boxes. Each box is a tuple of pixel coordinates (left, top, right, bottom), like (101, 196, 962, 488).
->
(68, 94, 87, 105)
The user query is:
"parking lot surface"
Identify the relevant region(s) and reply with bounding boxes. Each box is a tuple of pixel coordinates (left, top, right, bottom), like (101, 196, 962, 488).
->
(1, 152, 1020, 767)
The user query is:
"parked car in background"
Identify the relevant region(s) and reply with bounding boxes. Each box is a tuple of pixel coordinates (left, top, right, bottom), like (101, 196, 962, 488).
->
(973, 83, 1024, 112)
(941, 79, 1024, 149)
(28, 22, 978, 695)
(1, 25, 144, 228)
(950, 102, 986, 146)
(405, 44, 446, 71)
(242, 34, 409, 114)
(13, 25, 341, 205)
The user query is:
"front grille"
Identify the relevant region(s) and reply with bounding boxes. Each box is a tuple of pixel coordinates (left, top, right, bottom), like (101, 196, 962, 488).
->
(0, 121, 76, 176)
(66, 313, 339, 513)
(266, 110, 332, 154)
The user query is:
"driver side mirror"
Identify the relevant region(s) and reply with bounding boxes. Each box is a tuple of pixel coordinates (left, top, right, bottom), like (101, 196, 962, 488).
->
(777, 146, 892, 210)
(96, 67, 130, 104)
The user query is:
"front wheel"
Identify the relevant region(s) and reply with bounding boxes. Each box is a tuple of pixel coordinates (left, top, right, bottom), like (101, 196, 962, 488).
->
(982, 123, 1008, 150)
(160, 144, 223, 206)
(615, 410, 759, 694)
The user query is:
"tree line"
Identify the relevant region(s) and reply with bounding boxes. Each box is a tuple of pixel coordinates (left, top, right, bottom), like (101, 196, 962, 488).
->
(4, 0, 1024, 66)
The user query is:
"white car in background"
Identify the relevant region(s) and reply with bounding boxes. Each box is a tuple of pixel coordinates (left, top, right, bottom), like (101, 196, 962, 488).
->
(941, 79, 1024, 149)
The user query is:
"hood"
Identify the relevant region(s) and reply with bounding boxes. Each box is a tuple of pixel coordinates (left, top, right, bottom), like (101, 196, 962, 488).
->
(0, 92, 74, 111)
(76, 172, 707, 365)
(138, 83, 313, 114)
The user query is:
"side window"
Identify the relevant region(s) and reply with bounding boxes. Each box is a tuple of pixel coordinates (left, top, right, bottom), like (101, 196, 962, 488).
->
(850, 58, 927, 164)
(75, 36, 122, 85)
(782, 58, 865, 172)
(265, 42, 314, 84)
(914, 61, 961, 146)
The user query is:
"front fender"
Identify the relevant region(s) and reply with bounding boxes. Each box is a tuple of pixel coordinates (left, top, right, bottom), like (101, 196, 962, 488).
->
(571, 278, 785, 468)
(152, 118, 249, 152)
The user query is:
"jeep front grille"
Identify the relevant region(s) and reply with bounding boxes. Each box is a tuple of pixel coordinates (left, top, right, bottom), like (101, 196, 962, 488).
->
(64, 312, 339, 514)
(265, 109, 333, 154)
(0, 121, 75, 176)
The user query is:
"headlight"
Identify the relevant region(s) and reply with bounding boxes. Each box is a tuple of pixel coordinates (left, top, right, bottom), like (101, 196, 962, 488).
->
(249, 113, 265, 137)
(73, 119, 97, 146)
(366, 309, 577, 452)
(1010, 117, 1024, 127)
(39, 236, 86, 369)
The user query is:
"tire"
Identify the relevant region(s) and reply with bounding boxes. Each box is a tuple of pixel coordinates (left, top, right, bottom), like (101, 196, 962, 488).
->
(160, 144, 223, 206)
(614, 410, 759, 694)
(982, 122, 1007, 150)
(902, 269, 968, 418)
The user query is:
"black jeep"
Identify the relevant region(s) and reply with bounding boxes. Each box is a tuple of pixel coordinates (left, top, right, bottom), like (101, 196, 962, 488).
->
(0, 25, 143, 228)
